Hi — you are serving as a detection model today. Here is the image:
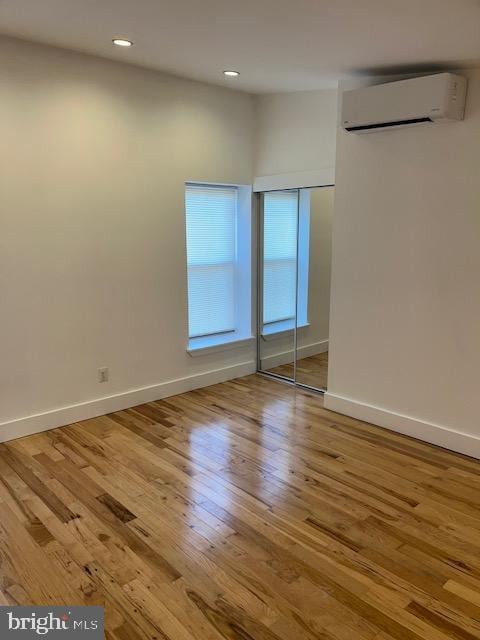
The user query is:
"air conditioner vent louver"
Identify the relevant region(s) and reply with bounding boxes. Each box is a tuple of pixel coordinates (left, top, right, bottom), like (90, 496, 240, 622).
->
(345, 117, 433, 132)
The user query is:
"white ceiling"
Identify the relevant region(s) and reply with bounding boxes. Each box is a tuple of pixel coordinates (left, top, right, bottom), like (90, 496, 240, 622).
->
(1, 0, 480, 93)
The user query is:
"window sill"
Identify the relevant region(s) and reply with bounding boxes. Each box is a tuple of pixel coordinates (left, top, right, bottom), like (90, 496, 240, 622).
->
(188, 334, 255, 356)
(261, 320, 310, 341)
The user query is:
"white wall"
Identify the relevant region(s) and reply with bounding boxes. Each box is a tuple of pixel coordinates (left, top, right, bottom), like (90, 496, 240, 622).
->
(326, 69, 480, 458)
(255, 88, 338, 177)
(0, 36, 256, 439)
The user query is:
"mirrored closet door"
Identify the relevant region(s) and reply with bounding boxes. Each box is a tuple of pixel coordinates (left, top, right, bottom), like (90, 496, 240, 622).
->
(257, 185, 334, 392)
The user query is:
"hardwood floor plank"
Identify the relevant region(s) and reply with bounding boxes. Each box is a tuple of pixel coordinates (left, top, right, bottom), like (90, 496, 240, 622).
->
(0, 447, 78, 523)
(1, 373, 480, 639)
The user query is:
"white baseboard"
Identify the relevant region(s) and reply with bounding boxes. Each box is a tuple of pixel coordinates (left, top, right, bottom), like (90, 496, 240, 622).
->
(324, 392, 480, 460)
(261, 339, 328, 370)
(0, 361, 256, 444)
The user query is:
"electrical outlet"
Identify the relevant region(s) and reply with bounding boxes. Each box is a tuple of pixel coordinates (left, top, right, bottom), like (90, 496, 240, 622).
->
(98, 367, 109, 383)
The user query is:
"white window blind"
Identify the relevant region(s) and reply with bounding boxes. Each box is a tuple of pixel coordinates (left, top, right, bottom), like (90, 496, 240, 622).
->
(263, 190, 298, 325)
(185, 184, 237, 338)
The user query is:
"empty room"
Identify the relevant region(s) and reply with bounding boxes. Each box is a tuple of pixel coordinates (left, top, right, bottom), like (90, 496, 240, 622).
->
(1, 1, 480, 638)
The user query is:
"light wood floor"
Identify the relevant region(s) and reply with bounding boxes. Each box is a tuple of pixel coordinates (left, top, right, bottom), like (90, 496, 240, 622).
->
(267, 352, 329, 389)
(1, 375, 480, 640)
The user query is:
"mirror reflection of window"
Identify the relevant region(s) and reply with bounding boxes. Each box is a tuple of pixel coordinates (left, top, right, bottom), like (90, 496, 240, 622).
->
(263, 190, 298, 332)
(259, 190, 298, 381)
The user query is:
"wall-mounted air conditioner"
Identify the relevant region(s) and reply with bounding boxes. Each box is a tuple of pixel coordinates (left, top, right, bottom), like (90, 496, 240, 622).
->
(342, 73, 467, 134)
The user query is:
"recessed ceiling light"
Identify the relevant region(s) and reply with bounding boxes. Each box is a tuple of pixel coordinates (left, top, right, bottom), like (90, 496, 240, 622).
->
(223, 70, 240, 77)
(112, 38, 134, 47)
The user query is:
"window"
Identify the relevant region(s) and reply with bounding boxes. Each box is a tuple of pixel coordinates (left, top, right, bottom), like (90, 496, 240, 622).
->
(262, 189, 310, 336)
(186, 184, 236, 338)
(185, 183, 252, 352)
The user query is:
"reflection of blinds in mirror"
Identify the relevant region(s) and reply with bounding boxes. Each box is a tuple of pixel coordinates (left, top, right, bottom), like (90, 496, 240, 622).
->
(263, 191, 298, 325)
(185, 184, 237, 338)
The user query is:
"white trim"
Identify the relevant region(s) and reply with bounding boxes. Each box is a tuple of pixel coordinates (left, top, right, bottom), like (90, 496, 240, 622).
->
(0, 361, 256, 444)
(324, 392, 480, 460)
(187, 335, 255, 356)
(260, 339, 328, 370)
(253, 169, 335, 192)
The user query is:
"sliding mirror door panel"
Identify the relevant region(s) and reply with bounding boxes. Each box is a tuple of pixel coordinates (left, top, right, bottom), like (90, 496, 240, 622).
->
(258, 190, 299, 381)
(294, 186, 333, 391)
(257, 185, 333, 392)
